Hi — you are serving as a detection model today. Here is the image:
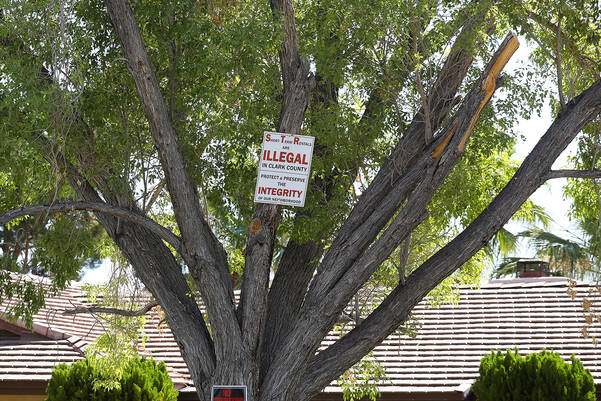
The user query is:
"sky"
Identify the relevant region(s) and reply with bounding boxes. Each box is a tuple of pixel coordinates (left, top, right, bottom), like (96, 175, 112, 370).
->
(501, 40, 581, 260)
(79, 36, 582, 285)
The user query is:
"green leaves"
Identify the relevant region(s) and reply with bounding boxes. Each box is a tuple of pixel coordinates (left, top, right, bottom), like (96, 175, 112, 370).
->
(473, 349, 596, 401)
(46, 356, 179, 401)
(337, 351, 388, 401)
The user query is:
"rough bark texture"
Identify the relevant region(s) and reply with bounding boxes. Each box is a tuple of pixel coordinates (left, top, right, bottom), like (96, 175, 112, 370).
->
(40, 138, 217, 396)
(259, 33, 521, 401)
(0, 201, 181, 250)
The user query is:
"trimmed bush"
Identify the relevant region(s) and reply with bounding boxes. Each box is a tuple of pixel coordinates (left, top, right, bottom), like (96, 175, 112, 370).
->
(46, 356, 179, 401)
(472, 349, 596, 401)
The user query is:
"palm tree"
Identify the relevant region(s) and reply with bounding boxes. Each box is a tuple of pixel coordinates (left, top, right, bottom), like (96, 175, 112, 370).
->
(493, 219, 601, 280)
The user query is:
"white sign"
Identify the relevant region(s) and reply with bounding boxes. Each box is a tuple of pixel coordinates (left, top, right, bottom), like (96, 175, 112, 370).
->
(254, 131, 315, 207)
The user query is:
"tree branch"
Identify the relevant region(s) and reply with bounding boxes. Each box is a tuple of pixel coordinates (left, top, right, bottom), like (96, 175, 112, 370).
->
(0, 201, 182, 253)
(304, 7, 494, 304)
(64, 301, 159, 317)
(398, 233, 412, 284)
(297, 75, 601, 401)
(262, 22, 512, 401)
(103, 0, 241, 379)
(546, 169, 601, 180)
(33, 108, 216, 398)
(306, 30, 516, 320)
(263, 29, 419, 371)
(525, 9, 599, 79)
(144, 179, 166, 213)
(555, 12, 566, 112)
(5, 22, 217, 395)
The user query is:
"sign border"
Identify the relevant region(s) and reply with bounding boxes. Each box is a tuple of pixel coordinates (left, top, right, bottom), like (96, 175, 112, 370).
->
(254, 131, 315, 207)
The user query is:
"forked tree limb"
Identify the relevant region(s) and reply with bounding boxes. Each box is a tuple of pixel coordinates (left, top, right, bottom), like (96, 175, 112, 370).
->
(307, 31, 519, 353)
(37, 137, 217, 388)
(329, 5, 494, 251)
(306, 32, 519, 310)
(262, 33, 418, 372)
(263, 7, 484, 365)
(237, 0, 315, 381)
(303, 13, 496, 309)
(103, 0, 231, 284)
(261, 31, 519, 401)
(3, 9, 217, 394)
(0, 201, 182, 253)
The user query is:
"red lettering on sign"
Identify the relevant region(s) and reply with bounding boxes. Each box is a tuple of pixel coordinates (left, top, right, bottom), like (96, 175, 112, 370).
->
(256, 187, 303, 198)
(262, 151, 308, 165)
(266, 133, 271, 142)
(294, 136, 299, 144)
(224, 390, 231, 397)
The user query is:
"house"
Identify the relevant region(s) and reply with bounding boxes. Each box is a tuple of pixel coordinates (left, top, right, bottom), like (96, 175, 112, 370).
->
(1, 273, 601, 401)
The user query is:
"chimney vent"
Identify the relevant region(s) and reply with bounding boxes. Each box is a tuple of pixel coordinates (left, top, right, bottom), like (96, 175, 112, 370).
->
(517, 259, 550, 278)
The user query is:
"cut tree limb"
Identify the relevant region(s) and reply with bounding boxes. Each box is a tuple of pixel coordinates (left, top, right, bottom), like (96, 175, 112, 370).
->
(303, 12, 496, 308)
(262, 11, 488, 363)
(261, 29, 517, 401)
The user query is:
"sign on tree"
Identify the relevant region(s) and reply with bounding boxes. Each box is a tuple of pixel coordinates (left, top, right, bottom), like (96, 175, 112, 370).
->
(254, 132, 315, 207)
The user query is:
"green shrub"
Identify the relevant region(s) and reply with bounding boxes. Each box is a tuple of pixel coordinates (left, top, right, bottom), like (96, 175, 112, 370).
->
(46, 356, 179, 401)
(472, 349, 596, 401)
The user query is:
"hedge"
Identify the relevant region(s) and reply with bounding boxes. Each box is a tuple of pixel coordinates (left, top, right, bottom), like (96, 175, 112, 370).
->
(472, 349, 595, 401)
(46, 356, 179, 401)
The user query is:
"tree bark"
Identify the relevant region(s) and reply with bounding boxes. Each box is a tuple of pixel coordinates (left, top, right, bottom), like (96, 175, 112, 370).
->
(236, 1, 315, 397)
(4, 3, 598, 401)
(103, 0, 245, 391)
(36, 137, 217, 400)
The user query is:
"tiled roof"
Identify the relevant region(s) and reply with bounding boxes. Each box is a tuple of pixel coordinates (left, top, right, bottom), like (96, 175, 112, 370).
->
(320, 277, 601, 400)
(0, 275, 190, 390)
(2, 275, 601, 400)
(0, 338, 83, 382)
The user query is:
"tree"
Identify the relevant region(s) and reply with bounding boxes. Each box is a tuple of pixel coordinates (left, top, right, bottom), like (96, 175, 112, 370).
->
(1, 1, 601, 401)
